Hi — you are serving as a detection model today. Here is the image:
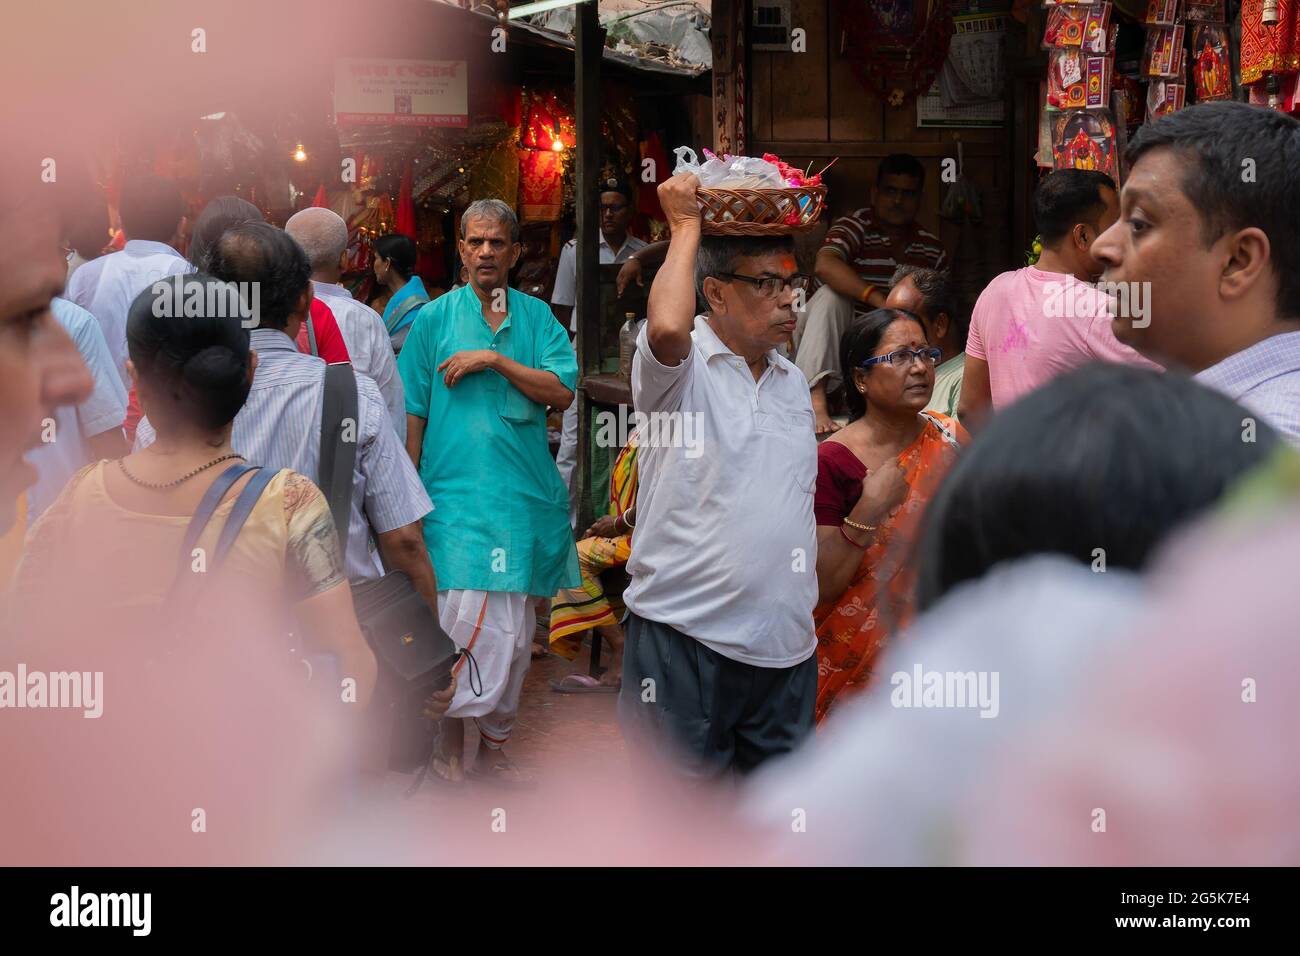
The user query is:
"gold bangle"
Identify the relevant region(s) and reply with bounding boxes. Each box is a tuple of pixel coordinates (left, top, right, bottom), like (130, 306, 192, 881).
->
(843, 517, 877, 533)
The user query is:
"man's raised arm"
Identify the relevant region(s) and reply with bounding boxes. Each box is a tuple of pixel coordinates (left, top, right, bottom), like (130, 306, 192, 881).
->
(645, 173, 703, 367)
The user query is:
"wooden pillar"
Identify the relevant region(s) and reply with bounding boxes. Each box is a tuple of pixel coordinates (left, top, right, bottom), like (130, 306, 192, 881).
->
(574, 0, 603, 534)
(711, 0, 746, 154)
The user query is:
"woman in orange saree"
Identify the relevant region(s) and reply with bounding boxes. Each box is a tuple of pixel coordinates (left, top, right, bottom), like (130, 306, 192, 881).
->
(813, 309, 966, 723)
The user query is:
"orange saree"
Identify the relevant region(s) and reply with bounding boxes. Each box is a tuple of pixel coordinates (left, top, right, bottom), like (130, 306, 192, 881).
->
(813, 412, 966, 723)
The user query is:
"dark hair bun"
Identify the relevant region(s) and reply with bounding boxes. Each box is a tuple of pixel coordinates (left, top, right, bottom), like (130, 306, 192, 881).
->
(126, 274, 254, 431)
(182, 345, 245, 390)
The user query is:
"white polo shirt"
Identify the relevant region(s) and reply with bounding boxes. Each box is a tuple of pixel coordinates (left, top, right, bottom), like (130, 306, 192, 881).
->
(551, 231, 647, 332)
(625, 316, 818, 668)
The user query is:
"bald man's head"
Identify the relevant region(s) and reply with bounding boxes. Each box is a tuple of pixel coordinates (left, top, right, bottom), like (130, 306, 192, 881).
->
(285, 206, 349, 280)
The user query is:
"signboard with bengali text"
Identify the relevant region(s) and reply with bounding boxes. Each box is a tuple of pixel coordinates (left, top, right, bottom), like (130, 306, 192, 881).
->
(334, 58, 467, 128)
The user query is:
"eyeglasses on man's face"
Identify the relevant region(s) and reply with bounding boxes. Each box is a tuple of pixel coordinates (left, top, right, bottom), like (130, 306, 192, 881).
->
(858, 346, 943, 370)
(718, 272, 813, 299)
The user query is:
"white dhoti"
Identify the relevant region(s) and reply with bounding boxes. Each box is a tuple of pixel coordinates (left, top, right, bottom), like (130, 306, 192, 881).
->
(439, 589, 535, 749)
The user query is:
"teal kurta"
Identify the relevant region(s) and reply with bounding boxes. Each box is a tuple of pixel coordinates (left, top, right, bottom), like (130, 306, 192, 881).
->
(398, 284, 580, 595)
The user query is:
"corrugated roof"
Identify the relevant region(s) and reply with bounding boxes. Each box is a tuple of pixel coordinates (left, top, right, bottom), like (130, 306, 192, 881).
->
(424, 0, 710, 77)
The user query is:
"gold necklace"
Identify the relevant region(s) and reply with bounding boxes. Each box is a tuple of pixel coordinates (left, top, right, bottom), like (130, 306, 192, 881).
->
(117, 453, 243, 490)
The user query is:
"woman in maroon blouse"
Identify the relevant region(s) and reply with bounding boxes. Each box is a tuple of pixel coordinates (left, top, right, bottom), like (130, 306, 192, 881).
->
(812, 308, 966, 722)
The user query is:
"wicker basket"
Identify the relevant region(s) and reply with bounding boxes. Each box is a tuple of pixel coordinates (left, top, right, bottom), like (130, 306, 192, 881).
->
(697, 185, 827, 236)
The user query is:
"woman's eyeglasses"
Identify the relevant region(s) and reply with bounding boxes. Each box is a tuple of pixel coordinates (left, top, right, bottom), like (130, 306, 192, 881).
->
(719, 272, 814, 299)
(858, 347, 943, 369)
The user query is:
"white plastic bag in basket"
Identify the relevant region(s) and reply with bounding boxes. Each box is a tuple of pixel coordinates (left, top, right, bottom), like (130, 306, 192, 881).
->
(672, 146, 785, 189)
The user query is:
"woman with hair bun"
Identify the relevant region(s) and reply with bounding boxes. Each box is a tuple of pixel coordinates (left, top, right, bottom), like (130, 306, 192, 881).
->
(13, 274, 377, 705)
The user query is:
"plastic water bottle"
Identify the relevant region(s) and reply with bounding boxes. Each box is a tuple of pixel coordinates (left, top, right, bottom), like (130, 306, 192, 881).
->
(618, 313, 638, 382)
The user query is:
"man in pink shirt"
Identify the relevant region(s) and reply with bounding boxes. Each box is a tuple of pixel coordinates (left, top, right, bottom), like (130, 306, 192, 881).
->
(959, 170, 1159, 430)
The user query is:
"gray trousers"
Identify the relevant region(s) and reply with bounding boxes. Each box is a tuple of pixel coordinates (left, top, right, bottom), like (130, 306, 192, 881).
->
(617, 611, 817, 780)
(794, 284, 860, 395)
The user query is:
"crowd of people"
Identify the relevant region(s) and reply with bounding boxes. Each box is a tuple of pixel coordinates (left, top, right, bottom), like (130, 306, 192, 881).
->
(2, 100, 1300, 862)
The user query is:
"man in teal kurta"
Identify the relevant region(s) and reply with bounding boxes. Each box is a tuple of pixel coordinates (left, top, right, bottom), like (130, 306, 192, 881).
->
(398, 199, 579, 784)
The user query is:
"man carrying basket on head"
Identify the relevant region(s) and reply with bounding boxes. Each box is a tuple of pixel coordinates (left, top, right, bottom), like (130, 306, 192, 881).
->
(618, 165, 821, 781)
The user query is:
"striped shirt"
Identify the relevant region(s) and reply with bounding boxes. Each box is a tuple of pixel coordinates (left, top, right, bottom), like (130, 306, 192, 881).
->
(135, 328, 432, 581)
(312, 280, 407, 441)
(1196, 330, 1300, 446)
(822, 207, 947, 288)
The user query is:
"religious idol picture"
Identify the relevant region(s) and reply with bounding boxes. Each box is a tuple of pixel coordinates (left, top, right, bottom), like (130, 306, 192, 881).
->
(1051, 109, 1117, 177)
(1192, 23, 1233, 103)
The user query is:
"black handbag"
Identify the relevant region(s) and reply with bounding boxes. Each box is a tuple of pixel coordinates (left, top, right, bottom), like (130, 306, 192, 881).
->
(319, 362, 459, 773)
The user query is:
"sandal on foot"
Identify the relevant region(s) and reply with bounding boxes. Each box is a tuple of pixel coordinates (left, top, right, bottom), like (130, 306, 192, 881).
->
(549, 673, 621, 694)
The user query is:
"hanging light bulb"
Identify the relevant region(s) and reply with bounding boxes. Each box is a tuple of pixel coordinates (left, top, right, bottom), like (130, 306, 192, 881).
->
(550, 137, 564, 152)
(293, 144, 308, 163)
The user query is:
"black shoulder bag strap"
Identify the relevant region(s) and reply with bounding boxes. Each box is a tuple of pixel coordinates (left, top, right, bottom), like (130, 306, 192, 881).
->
(212, 467, 278, 564)
(319, 362, 359, 557)
(165, 462, 277, 612)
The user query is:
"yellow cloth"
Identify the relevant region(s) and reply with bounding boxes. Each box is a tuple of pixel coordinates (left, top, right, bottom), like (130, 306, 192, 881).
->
(12, 463, 343, 636)
(547, 435, 639, 658)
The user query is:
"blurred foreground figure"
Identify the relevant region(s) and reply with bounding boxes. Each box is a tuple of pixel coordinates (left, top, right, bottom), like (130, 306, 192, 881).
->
(2, 272, 378, 864)
(963, 495, 1300, 865)
(745, 365, 1281, 864)
(0, 182, 92, 538)
(13, 273, 377, 691)
(22, 297, 128, 522)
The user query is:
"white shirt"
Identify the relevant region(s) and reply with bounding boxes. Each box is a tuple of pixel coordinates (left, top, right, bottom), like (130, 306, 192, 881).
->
(551, 231, 648, 332)
(625, 316, 818, 667)
(312, 280, 407, 441)
(65, 239, 193, 389)
(25, 298, 128, 522)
